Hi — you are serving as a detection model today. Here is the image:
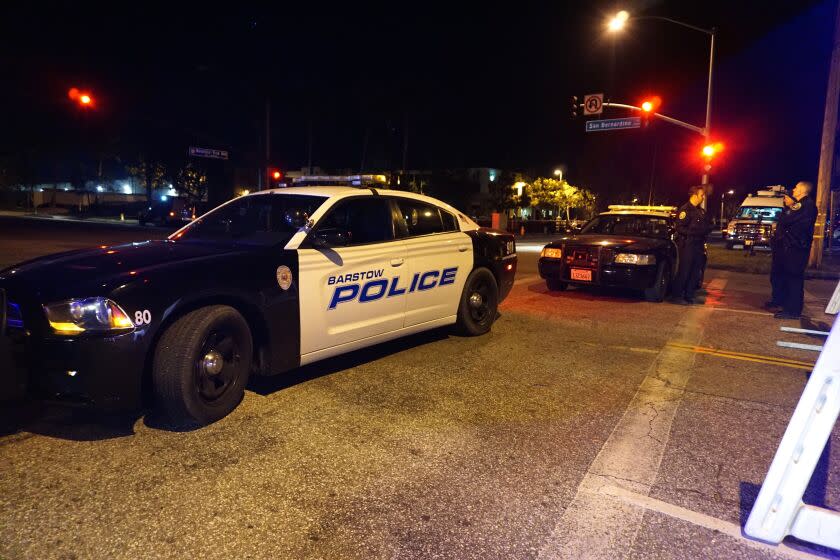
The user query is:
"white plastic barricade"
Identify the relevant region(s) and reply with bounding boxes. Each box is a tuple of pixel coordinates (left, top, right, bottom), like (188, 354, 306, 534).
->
(827, 279, 840, 315)
(745, 316, 840, 549)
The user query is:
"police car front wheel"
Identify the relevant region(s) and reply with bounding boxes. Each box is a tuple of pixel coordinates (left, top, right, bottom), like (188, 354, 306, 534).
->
(455, 267, 499, 336)
(152, 305, 253, 426)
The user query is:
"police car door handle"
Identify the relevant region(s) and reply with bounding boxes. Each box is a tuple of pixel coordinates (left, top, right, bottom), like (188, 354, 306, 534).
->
(390, 258, 405, 267)
(457, 244, 469, 252)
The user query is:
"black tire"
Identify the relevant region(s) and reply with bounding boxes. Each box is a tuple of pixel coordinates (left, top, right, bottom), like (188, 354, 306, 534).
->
(644, 262, 671, 303)
(153, 305, 253, 426)
(546, 278, 568, 291)
(455, 267, 499, 336)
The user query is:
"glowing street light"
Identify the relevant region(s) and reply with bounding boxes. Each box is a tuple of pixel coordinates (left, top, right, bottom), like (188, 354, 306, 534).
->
(553, 168, 563, 180)
(607, 10, 629, 32)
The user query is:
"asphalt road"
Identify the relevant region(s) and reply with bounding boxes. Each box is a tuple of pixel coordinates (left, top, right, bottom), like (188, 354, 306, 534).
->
(1, 215, 839, 560)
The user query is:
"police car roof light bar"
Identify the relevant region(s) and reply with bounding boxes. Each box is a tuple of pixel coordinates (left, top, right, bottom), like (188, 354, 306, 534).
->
(745, 316, 840, 550)
(607, 205, 677, 213)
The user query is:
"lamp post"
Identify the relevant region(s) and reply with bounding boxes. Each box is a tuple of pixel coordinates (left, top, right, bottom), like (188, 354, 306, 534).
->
(720, 189, 735, 229)
(607, 12, 716, 185)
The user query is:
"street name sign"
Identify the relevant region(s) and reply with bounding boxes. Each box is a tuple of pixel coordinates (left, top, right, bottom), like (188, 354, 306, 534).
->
(583, 93, 603, 115)
(585, 117, 641, 132)
(189, 146, 229, 160)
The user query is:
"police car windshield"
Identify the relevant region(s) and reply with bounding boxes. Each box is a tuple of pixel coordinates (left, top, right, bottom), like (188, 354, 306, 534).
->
(581, 214, 671, 239)
(174, 194, 326, 245)
(736, 206, 782, 221)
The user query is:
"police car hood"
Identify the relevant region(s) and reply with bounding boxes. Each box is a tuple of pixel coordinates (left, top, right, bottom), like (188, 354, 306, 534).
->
(0, 240, 251, 298)
(547, 234, 667, 251)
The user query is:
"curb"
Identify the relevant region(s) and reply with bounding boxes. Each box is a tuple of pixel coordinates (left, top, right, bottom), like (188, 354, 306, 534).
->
(707, 263, 840, 281)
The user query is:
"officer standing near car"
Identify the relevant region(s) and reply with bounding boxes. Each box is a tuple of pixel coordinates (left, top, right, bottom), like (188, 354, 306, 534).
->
(766, 181, 817, 319)
(671, 185, 711, 304)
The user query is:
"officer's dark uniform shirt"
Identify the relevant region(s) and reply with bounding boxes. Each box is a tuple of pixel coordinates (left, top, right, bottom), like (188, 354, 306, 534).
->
(773, 195, 817, 252)
(675, 201, 710, 243)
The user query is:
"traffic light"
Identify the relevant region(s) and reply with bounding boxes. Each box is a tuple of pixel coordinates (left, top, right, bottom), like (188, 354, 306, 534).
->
(639, 96, 661, 127)
(269, 168, 283, 185)
(571, 95, 578, 119)
(68, 87, 95, 109)
(701, 142, 723, 174)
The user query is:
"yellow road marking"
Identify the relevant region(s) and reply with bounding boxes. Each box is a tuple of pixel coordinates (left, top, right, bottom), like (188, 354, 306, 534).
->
(666, 342, 815, 370)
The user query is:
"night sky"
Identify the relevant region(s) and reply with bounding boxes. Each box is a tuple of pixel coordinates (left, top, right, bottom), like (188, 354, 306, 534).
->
(0, 1, 833, 205)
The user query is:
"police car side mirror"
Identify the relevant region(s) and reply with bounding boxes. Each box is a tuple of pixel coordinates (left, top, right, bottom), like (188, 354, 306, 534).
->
(313, 228, 351, 247)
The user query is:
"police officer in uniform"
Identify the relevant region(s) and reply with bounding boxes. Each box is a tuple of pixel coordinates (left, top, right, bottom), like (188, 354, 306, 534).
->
(671, 185, 711, 304)
(766, 181, 817, 319)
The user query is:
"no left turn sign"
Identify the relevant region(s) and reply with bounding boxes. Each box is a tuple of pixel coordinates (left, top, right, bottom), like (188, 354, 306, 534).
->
(584, 93, 604, 116)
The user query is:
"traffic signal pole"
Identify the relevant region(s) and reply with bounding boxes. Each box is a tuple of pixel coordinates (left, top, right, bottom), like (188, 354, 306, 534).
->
(809, 0, 840, 269)
(701, 29, 716, 187)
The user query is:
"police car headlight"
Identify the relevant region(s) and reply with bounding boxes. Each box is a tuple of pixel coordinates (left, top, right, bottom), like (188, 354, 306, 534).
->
(541, 247, 562, 259)
(44, 297, 135, 335)
(614, 253, 656, 265)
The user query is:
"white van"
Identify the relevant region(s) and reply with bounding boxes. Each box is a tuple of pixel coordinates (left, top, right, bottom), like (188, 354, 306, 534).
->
(723, 186, 786, 250)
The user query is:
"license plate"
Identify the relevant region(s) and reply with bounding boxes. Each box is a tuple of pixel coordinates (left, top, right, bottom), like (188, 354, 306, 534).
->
(570, 268, 592, 282)
(745, 239, 753, 246)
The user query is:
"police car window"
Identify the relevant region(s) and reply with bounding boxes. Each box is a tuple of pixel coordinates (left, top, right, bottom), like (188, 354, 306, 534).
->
(441, 210, 459, 232)
(397, 200, 446, 236)
(581, 215, 671, 239)
(315, 198, 394, 245)
(175, 194, 325, 245)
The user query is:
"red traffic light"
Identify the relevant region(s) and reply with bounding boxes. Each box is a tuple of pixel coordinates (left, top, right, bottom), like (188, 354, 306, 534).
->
(701, 142, 724, 158)
(639, 96, 661, 113)
(273, 170, 282, 180)
(68, 87, 95, 108)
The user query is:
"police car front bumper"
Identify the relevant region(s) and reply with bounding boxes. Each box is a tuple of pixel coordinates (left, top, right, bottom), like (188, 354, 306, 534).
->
(539, 258, 658, 290)
(1, 323, 146, 411)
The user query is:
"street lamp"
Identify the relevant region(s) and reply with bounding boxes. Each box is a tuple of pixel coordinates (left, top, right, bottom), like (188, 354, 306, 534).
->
(607, 10, 629, 32)
(553, 168, 563, 180)
(607, 11, 716, 185)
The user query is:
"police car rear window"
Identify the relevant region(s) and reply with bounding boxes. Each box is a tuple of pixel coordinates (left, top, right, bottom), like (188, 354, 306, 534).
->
(176, 194, 326, 245)
(397, 200, 456, 236)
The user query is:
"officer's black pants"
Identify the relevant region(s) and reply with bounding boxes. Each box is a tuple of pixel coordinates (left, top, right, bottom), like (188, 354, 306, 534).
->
(770, 246, 784, 305)
(673, 241, 704, 300)
(771, 246, 808, 315)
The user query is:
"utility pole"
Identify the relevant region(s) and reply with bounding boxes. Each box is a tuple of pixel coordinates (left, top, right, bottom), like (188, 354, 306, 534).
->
(307, 119, 313, 174)
(809, 0, 840, 268)
(264, 98, 271, 191)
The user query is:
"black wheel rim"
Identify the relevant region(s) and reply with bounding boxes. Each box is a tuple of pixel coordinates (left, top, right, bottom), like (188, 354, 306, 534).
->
(193, 329, 245, 403)
(467, 276, 495, 325)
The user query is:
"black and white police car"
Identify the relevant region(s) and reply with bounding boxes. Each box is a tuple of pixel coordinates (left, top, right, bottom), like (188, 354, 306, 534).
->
(0, 187, 517, 425)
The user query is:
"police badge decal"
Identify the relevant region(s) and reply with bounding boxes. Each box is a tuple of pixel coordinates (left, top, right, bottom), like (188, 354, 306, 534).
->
(276, 265, 293, 290)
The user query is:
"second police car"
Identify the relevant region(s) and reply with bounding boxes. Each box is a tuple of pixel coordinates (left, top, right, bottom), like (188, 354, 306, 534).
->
(0, 187, 517, 425)
(538, 205, 706, 302)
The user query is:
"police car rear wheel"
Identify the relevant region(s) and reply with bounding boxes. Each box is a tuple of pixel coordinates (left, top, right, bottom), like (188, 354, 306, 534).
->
(153, 305, 253, 426)
(455, 267, 499, 336)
